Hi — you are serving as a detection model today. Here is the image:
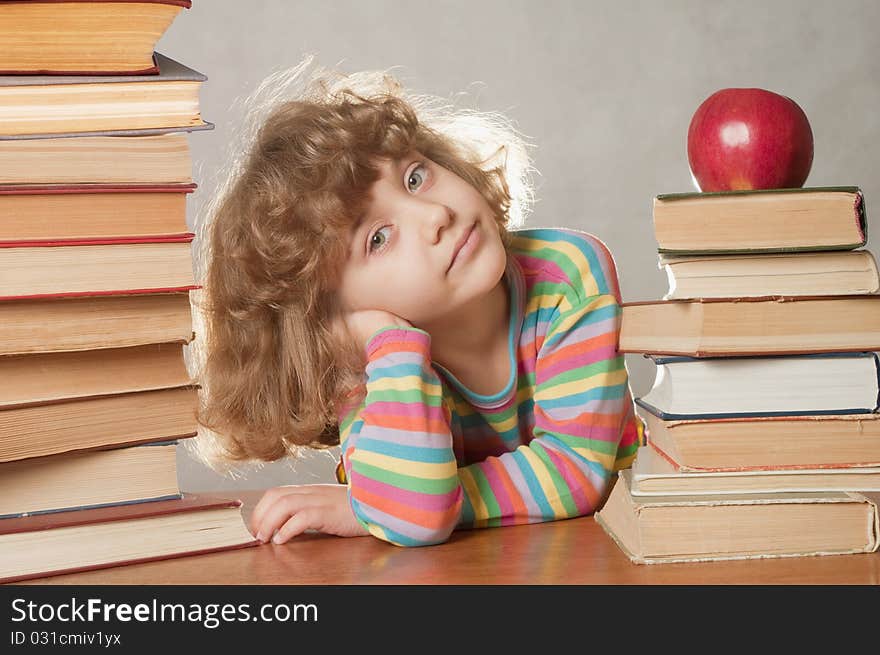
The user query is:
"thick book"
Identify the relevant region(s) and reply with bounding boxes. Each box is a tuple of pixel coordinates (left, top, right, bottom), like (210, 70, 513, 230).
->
(630, 445, 880, 496)
(0, 292, 194, 356)
(0, 440, 184, 519)
(0, 131, 197, 185)
(0, 343, 192, 409)
(0, 494, 258, 584)
(635, 352, 880, 420)
(0, 183, 195, 245)
(0, 1, 191, 75)
(640, 409, 880, 472)
(661, 250, 880, 300)
(595, 469, 880, 564)
(619, 295, 880, 356)
(0, 239, 197, 300)
(0, 386, 198, 463)
(652, 186, 866, 254)
(0, 52, 207, 137)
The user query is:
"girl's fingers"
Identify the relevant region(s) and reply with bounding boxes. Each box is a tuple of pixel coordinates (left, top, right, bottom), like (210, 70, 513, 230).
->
(253, 491, 320, 543)
(272, 509, 320, 544)
(250, 486, 313, 537)
(249, 486, 289, 536)
(250, 484, 357, 543)
(254, 497, 293, 542)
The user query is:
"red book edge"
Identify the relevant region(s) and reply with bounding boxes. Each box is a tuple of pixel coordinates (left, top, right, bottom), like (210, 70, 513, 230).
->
(0, 0, 191, 7)
(0, 183, 197, 195)
(0, 284, 200, 302)
(0, 233, 195, 248)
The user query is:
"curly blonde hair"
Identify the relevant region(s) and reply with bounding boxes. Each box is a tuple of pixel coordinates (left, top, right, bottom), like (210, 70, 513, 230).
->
(190, 57, 534, 470)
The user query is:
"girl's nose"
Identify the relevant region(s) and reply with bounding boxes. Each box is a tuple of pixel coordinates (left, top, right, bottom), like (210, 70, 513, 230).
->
(419, 201, 454, 244)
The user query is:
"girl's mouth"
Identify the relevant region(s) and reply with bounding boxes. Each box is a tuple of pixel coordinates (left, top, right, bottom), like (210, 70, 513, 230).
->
(447, 223, 478, 273)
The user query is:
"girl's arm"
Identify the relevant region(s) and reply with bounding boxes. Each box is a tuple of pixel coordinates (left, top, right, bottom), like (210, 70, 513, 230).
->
(339, 327, 463, 547)
(456, 291, 644, 528)
(340, 233, 644, 540)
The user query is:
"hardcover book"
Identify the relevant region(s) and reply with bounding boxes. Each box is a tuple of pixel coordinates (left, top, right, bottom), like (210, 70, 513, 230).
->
(0, 494, 258, 584)
(619, 294, 880, 356)
(0, 239, 197, 300)
(0, 0, 191, 75)
(595, 469, 880, 564)
(0, 182, 195, 245)
(652, 186, 866, 254)
(630, 445, 880, 496)
(0, 343, 192, 409)
(660, 250, 880, 300)
(640, 410, 880, 472)
(0, 440, 184, 519)
(0, 386, 199, 463)
(0, 130, 198, 185)
(635, 352, 880, 420)
(0, 53, 208, 137)
(0, 292, 195, 356)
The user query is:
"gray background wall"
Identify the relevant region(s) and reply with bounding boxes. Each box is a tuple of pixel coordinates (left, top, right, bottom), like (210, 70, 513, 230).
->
(161, 0, 880, 492)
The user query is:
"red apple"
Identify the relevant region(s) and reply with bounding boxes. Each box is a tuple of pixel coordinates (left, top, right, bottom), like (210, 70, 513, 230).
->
(687, 88, 814, 192)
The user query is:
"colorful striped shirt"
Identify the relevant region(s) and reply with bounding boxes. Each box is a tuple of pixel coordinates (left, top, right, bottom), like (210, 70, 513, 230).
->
(337, 227, 645, 546)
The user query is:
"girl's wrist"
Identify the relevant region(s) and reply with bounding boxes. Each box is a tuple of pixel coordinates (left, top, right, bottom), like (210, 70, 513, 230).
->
(365, 325, 431, 355)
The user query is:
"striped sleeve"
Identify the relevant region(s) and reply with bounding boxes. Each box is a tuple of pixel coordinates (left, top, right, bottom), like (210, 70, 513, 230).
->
(457, 231, 644, 527)
(457, 294, 642, 527)
(338, 326, 463, 547)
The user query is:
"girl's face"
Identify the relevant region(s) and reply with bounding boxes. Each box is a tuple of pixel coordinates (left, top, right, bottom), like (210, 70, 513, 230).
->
(338, 153, 507, 325)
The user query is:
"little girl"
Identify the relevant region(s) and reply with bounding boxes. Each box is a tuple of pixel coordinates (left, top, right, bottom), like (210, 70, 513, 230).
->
(194, 58, 644, 547)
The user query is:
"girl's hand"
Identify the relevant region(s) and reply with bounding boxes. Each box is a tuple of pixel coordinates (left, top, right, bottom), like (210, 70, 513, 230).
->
(339, 309, 412, 350)
(249, 484, 369, 544)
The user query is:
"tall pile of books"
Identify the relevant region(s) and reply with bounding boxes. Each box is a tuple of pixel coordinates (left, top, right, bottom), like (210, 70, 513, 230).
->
(0, 1, 254, 584)
(596, 184, 880, 563)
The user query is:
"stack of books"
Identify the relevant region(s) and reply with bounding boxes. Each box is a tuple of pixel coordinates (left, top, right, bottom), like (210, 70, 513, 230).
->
(596, 185, 880, 564)
(0, 1, 255, 585)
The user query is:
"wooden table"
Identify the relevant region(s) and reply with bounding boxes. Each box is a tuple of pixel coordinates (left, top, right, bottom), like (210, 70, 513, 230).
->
(19, 490, 880, 585)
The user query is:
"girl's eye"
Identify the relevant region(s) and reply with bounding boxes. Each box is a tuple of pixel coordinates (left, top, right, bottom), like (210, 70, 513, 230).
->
(368, 226, 392, 253)
(406, 163, 428, 193)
